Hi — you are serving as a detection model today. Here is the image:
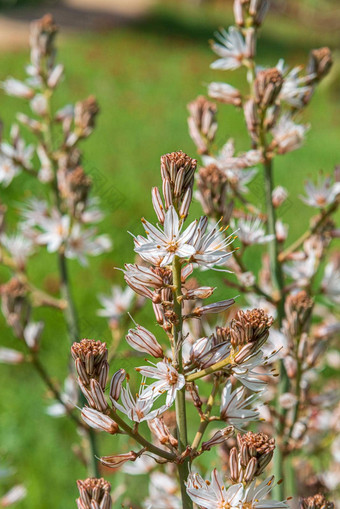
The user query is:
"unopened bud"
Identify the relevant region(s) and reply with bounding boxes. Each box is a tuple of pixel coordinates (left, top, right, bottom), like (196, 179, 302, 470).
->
(100, 451, 138, 468)
(81, 407, 119, 434)
(254, 69, 283, 107)
(109, 369, 126, 402)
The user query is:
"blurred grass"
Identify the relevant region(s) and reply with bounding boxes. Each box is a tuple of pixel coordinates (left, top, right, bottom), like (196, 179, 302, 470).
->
(0, 1, 339, 507)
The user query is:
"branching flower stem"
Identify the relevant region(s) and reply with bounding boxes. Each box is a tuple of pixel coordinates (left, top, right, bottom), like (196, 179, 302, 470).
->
(108, 409, 176, 461)
(191, 376, 220, 452)
(172, 255, 193, 509)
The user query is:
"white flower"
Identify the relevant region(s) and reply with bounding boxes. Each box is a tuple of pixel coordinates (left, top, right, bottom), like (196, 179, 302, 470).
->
(271, 114, 308, 154)
(145, 472, 181, 509)
(190, 217, 235, 269)
(300, 176, 340, 208)
(97, 286, 134, 322)
(36, 214, 70, 252)
(0, 233, 34, 267)
(232, 217, 274, 246)
(0, 155, 20, 186)
(241, 476, 288, 508)
(80, 197, 104, 224)
(277, 60, 313, 108)
(20, 198, 49, 227)
(186, 469, 243, 509)
(220, 381, 260, 429)
(112, 381, 166, 423)
(64, 224, 112, 265)
(211, 27, 247, 71)
(1, 77, 33, 98)
(137, 358, 185, 407)
(232, 350, 272, 392)
(134, 206, 196, 267)
(1, 131, 34, 170)
(322, 258, 340, 304)
(284, 251, 318, 287)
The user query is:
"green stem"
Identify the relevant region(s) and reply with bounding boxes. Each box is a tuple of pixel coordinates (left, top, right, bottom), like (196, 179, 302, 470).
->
(172, 256, 193, 509)
(109, 410, 176, 461)
(263, 157, 289, 498)
(191, 378, 219, 452)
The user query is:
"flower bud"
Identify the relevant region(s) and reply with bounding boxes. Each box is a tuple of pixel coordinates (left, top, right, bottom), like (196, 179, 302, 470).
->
(300, 494, 334, 509)
(76, 478, 112, 509)
(254, 68, 283, 108)
(307, 47, 332, 82)
(148, 417, 178, 447)
(109, 368, 126, 402)
(202, 426, 234, 451)
(272, 186, 288, 208)
(126, 325, 164, 358)
(191, 298, 235, 317)
(81, 407, 119, 434)
(208, 82, 242, 106)
(187, 97, 217, 155)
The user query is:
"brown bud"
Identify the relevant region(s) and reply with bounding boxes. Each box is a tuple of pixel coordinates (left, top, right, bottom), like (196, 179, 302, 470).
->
(254, 68, 283, 107)
(76, 478, 112, 509)
(307, 47, 332, 81)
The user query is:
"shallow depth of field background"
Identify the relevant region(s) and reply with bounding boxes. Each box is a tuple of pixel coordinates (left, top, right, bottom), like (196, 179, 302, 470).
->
(0, 0, 339, 507)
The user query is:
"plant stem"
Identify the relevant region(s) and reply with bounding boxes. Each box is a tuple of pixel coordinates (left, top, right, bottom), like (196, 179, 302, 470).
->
(172, 256, 193, 509)
(109, 410, 176, 461)
(191, 378, 219, 452)
(30, 353, 85, 428)
(263, 157, 289, 498)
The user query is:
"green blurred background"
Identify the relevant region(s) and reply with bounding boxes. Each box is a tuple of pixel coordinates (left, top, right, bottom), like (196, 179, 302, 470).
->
(0, 0, 339, 507)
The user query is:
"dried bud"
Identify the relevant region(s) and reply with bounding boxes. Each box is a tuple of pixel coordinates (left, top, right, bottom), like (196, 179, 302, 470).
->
(100, 451, 139, 469)
(307, 48, 332, 82)
(284, 291, 314, 337)
(300, 494, 334, 509)
(74, 95, 99, 136)
(71, 339, 109, 389)
(160, 151, 197, 212)
(228, 308, 274, 350)
(187, 97, 217, 154)
(126, 325, 164, 358)
(254, 69, 283, 107)
(202, 426, 234, 451)
(148, 417, 178, 447)
(81, 407, 119, 434)
(0, 278, 30, 339)
(76, 478, 112, 509)
(197, 164, 233, 220)
(63, 166, 92, 216)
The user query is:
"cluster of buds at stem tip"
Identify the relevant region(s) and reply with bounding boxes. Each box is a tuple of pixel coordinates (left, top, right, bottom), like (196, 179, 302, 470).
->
(254, 68, 283, 108)
(187, 96, 217, 155)
(152, 150, 197, 222)
(229, 432, 275, 483)
(299, 494, 335, 509)
(76, 478, 112, 509)
(71, 339, 109, 412)
(233, 0, 270, 27)
(284, 290, 314, 338)
(30, 14, 58, 71)
(197, 164, 233, 221)
(223, 308, 273, 361)
(307, 47, 333, 83)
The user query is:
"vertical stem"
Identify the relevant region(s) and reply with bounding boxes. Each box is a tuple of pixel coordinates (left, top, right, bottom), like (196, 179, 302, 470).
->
(263, 158, 289, 498)
(172, 256, 193, 509)
(43, 84, 100, 479)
